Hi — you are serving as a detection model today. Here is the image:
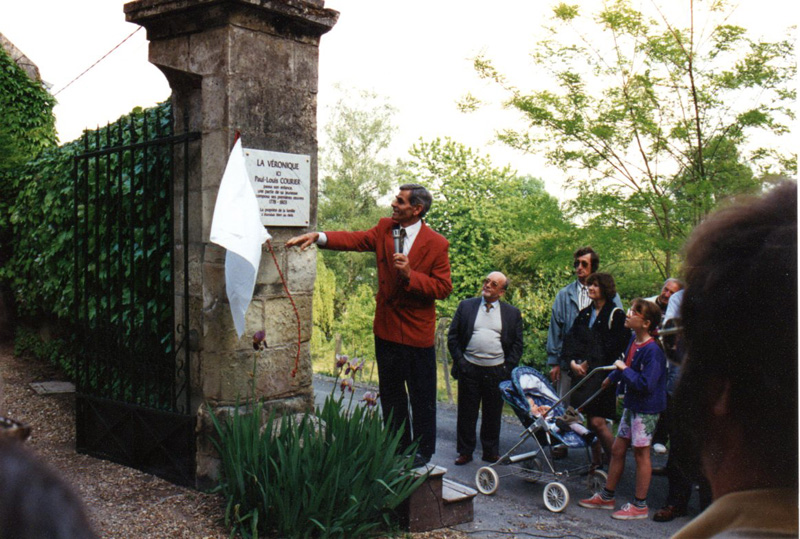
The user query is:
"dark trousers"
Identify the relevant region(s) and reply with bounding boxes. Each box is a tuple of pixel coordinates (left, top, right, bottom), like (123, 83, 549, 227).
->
(456, 361, 507, 457)
(664, 398, 712, 511)
(652, 395, 671, 446)
(374, 336, 437, 458)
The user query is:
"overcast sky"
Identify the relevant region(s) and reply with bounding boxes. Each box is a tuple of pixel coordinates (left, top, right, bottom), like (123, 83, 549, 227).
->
(1, 0, 796, 199)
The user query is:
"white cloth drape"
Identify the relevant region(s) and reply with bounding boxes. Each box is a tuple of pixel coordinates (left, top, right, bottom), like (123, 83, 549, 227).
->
(210, 138, 270, 337)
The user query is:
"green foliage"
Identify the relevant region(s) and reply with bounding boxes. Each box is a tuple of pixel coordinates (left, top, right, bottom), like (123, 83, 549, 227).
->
(4, 103, 172, 324)
(13, 326, 77, 378)
(468, 0, 796, 278)
(0, 46, 57, 174)
(313, 89, 399, 369)
(318, 88, 398, 313)
(312, 251, 337, 340)
(0, 44, 58, 292)
(210, 393, 425, 538)
(3, 143, 77, 318)
(402, 138, 572, 368)
(330, 283, 377, 366)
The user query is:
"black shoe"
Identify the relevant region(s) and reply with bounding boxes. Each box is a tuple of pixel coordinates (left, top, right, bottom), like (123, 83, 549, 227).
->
(653, 505, 686, 522)
(481, 453, 500, 463)
(412, 452, 430, 468)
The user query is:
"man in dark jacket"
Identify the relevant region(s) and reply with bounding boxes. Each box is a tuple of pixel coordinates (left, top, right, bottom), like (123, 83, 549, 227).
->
(448, 271, 523, 465)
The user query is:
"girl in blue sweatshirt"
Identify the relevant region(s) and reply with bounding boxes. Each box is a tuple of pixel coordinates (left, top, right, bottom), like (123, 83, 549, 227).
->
(578, 298, 667, 520)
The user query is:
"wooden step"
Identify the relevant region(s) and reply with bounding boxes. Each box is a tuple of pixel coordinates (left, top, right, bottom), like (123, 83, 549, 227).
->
(442, 477, 477, 504)
(400, 465, 475, 532)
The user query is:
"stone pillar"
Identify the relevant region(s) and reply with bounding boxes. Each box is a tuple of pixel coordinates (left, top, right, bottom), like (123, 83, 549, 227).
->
(125, 0, 338, 488)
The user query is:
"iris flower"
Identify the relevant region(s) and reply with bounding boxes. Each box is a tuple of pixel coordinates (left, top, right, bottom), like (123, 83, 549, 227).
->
(335, 354, 348, 369)
(345, 357, 365, 376)
(252, 330, 267, 351)
(361, 391, 379, 407)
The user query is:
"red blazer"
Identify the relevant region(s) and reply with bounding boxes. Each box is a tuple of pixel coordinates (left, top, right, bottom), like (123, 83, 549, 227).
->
(324, 218, 452, 348)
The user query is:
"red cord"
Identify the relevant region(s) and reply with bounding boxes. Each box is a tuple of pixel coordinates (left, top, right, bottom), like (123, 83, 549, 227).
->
(266, 239, 302, 377)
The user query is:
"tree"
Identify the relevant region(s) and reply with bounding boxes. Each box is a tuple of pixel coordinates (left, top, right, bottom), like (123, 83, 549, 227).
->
(463, 0, 795, 278)
(403, 137, 572, 367)
(317, 88, 399, 311)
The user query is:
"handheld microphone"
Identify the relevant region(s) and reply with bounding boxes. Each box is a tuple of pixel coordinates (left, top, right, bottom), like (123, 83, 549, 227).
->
(392, 225, 403, 254)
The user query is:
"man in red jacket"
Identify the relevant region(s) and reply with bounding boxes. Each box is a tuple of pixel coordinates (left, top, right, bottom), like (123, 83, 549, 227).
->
(287, 184, 452, 467)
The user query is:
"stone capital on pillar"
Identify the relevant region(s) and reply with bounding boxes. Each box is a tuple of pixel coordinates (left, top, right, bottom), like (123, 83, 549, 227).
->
(125, 0, 337, 488)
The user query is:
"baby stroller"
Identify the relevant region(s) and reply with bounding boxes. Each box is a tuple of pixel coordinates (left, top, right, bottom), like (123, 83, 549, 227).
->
(474, 365, 615, 512)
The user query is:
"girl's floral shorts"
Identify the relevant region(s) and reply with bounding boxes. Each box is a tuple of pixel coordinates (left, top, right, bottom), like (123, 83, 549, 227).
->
(617, 409, 660, 448)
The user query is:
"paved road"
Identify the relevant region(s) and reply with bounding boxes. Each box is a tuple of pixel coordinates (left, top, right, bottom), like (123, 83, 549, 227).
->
(314, 374, 702, 539)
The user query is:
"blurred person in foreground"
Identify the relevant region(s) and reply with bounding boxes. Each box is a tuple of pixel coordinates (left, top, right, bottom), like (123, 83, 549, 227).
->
(0, 436, 97, 539)
(672, 181, 797, 538)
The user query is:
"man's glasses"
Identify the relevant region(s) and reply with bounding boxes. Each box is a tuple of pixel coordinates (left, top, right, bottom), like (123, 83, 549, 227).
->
(483, 278, 502, 289)
(573, 259, 590, 269)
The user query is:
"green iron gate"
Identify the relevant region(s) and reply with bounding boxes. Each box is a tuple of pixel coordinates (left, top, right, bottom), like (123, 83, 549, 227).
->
(72, 103, 200, 486)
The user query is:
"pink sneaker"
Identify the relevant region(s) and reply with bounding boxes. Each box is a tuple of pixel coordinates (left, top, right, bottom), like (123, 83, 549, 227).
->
(611, 503, 649, 520)
(578, 493, 615, 510)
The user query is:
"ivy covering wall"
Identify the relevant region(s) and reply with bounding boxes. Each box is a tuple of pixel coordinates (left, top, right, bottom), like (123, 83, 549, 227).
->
(1, 43, 173, 375)
(0, 44, 58, 291)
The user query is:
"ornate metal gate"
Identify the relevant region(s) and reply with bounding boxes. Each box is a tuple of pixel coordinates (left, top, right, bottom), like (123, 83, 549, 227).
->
(72, 103, 199, 486)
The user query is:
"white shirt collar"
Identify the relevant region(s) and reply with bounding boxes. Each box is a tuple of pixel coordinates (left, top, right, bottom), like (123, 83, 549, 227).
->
(400, 220, 422, 255)
(401, 219, 422, 239)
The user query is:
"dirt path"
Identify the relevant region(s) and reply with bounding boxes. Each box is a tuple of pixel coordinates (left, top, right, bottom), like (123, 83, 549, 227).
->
(0, 342, 227, 538)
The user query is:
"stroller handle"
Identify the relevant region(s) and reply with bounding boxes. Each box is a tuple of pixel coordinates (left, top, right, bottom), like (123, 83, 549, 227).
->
(544, 365, 616, 420)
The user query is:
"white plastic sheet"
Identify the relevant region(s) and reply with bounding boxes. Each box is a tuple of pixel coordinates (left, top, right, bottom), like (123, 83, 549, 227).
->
(210, 137, 270, 337)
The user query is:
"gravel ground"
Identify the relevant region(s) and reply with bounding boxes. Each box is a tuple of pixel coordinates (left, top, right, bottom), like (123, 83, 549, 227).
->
(0, 342, 468, 539)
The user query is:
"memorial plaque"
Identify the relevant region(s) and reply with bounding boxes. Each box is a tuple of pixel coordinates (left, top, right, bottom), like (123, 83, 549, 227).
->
(244, 148, 311, 227)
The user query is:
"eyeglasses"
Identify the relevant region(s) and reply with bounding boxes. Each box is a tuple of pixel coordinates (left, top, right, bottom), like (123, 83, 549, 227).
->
(573, 259, 590, 269)
(626, 309, 643, 318)
(483, 278, 502, 289)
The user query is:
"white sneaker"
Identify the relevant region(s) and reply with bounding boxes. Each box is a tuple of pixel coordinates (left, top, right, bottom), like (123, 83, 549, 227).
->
(653, 443, 667, 455)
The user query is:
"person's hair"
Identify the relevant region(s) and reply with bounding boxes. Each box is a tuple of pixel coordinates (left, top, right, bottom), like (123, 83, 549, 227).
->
(573, 246, 599, 272)
(674, 181, 797, 487)
(630, 298, 662, 335)
(0, 438, 97, 538)
(585, 272, 616, 301)
(399, 183, 432, 218)
(663, 277, 685, 290)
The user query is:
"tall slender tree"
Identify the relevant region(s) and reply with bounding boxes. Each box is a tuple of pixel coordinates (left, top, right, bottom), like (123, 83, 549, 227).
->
(462, 0, 795, 277)
(317, 88, 399, 309)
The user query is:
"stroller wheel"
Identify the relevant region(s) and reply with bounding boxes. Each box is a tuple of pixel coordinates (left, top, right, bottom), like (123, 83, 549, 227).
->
(587, 468, 608, 492)
(543, 482, 570, 512)
(475, 466, 499, 495)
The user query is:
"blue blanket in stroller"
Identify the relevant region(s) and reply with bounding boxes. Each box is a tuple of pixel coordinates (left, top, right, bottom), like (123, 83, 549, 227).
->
(500, 366, 587, 448)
